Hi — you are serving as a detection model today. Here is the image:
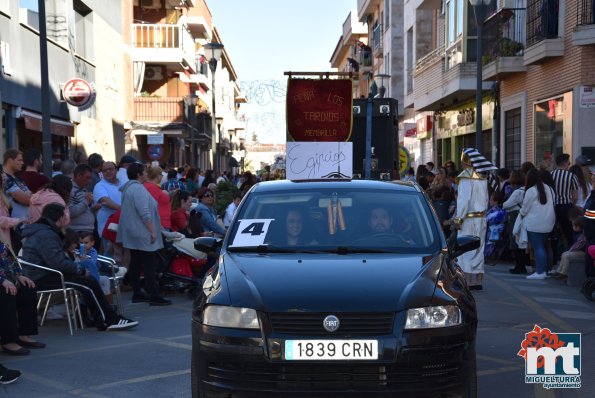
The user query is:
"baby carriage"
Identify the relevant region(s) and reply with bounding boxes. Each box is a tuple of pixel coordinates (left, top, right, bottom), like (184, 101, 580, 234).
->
(159, 233, 208, 298)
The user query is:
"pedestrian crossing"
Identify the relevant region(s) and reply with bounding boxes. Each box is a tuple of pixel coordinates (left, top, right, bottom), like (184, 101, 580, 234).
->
(487, 265, 595, 323)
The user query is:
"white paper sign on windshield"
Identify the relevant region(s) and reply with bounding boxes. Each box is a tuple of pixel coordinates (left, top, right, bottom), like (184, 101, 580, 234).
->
(231, 219, 275, 247)
(286, 142, 353, 180)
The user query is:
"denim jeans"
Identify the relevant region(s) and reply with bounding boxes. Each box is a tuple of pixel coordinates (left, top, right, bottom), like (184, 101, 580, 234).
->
(527, 231, 549, 275)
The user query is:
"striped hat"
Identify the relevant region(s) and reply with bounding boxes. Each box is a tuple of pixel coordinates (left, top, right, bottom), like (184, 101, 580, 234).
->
(461, 148, 498, 173)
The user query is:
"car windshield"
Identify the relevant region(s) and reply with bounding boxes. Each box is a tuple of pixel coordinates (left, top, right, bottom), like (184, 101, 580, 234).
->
(226, 187, 441, 254)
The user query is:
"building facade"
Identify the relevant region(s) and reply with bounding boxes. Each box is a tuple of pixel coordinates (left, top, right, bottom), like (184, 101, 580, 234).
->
(0, 0, 129, 161)
(128, 0, 245, 172)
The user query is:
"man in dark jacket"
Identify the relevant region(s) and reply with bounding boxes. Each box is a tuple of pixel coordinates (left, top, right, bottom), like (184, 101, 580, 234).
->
(21, 203, 138, 331)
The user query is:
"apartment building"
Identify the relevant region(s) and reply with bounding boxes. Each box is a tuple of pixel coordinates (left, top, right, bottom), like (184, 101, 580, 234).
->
(128, 0, 244, 171)
(404, 0, 595, 170)
(0, 0, 129, 160)
(492, 0, 595, 169)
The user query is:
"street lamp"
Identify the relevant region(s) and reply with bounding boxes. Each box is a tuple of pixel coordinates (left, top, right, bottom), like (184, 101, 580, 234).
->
(373, 74, 390, 98)
(204, 42, 224, 171)
(216, 116, 223, 171)
(469, 0, 491, 154)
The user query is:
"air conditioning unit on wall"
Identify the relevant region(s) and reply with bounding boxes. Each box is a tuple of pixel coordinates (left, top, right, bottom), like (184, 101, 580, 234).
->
(135, 0, 162, 10)
(144, 66, 163, 80)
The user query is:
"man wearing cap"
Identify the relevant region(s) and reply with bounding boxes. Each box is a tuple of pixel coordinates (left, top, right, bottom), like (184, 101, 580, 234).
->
(452, 148, 495, 291)
(116, 155, 137, 184)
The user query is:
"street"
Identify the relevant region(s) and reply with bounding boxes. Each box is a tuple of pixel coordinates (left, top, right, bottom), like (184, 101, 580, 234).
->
(1, 263, 594, 398)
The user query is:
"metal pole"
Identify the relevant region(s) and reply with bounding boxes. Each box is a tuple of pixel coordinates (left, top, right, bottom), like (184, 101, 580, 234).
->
(39, 0, 52, 177)
(474, 3, 484, 153)
(365, 96, 373, 179)
(210, 59, 217, 172)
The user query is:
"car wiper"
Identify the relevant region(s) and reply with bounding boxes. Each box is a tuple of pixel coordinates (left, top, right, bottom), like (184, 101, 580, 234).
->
(227, 245, 305, 254)
(339, 247, 397, 254)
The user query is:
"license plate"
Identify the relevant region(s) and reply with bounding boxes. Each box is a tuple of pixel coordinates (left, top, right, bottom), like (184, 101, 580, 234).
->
(284, 339, 378, 360)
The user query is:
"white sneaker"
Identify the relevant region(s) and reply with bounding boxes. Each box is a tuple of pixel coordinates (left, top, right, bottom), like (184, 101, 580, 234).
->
(107, 317, 139, 331)
(526, 272, 546, 280)
(45, 306, 64, 320)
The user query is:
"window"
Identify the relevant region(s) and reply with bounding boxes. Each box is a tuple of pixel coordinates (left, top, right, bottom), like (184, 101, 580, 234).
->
(73, 0, 93, 60)
(504, 108, 522, 170)
(534, 96, 567, 164)
(446, 0, 464, 46)
(406, 28, 413, 94)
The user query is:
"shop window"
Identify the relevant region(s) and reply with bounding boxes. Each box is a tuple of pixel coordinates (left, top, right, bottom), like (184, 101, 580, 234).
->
(534, 96, 564, 164)
(504, 108, 522, 170)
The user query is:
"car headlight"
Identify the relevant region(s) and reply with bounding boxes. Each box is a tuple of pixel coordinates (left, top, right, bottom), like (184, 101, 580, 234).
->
(404, 305, 461, 329)
(203, 305, 260, 329)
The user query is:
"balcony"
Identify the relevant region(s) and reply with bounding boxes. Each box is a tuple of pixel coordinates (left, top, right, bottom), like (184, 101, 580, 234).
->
(195, 113, 213, 146)
(573, 0, 595, 46)
(134, 97, 184, 123)
(524, 0, 564, 65)
(357, 0, 383, 22)
(131, 24, 196, 72)
(413, 47, 492, 111)
(373, 23, 383, 58)
(343, 11, 367, 42)
(359, 46, 373, 71)
(482, 8, 527, 80)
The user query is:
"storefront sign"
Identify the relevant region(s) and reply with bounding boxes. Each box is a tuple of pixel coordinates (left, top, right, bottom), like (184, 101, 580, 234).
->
(404, 123, 417, 137)
(286, 78, 353, 142)
(285, 141, 352, 180)
(416, 115, 433, 140)
(147, 145, 164, 160)
(579, 86, 595, 108)
(456, 109, 474, 127)
(62, 78, 96, 110)
(147, 133, 164, 145)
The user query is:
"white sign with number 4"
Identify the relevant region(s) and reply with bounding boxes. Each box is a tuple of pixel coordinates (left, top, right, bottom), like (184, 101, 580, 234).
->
(231, 219, 275, 247)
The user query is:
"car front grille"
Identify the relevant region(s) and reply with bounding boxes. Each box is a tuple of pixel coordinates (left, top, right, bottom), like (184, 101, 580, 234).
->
(268, 312, 394, 335)
(206, 361, 461, 392)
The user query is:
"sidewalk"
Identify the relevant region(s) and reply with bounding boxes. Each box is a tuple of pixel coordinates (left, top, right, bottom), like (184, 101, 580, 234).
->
(1, 290, 194, 398)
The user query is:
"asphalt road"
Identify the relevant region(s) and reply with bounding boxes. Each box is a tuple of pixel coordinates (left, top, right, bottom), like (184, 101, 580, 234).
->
(1, 263, 594, 398)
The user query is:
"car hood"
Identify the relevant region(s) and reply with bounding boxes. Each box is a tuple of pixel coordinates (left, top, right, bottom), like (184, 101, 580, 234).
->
(215, 253, 441, 313)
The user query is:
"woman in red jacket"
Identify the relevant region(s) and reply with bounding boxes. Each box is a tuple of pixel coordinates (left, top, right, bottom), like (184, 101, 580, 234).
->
(143, 166, 171, 230)
(170, 190, 193, 234)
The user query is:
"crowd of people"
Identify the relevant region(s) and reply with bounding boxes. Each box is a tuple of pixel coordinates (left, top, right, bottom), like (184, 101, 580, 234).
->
(404, 152, 595, 294)
(0, 148, 256, 383)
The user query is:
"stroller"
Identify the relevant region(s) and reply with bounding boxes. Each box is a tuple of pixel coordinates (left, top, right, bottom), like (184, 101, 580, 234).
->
(159, 233, 209, 298)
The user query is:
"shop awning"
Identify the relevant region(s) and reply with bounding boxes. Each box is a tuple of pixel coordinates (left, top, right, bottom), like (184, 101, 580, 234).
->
(229, 156, 240, 167)
(21, 110, 74, 137)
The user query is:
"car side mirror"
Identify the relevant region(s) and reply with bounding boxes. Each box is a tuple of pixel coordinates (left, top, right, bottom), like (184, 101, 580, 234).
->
(194, 237, 222, 253)
(451, 235, 481, 258)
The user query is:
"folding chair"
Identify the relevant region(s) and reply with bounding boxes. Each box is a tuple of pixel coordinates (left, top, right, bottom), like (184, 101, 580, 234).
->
(17, 258, 84, 336)
(97, 254, 125, 316)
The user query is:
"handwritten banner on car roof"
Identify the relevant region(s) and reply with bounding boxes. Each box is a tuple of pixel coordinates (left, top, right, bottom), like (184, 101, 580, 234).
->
(286, 79, 353, 142)
(286, 142, 352, 180)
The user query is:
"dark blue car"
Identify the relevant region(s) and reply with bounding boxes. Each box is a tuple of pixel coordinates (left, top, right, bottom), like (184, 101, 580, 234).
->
(192, 179, 479, 398)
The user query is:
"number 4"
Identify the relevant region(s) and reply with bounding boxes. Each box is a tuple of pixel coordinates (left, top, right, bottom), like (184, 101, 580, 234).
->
(241, 222, 266, 236)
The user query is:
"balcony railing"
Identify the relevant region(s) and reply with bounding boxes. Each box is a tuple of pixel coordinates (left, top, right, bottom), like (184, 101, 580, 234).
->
(526, 0, 559, 48)
(134, 97, 184, 123)
(577, 0, 595, 26)
(483, 8, 526, 64)
(131, 23, 195, 68)
(359, 46, 373, 69)
(195, 113, 213, 145)
(373, 24, 383, 57)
